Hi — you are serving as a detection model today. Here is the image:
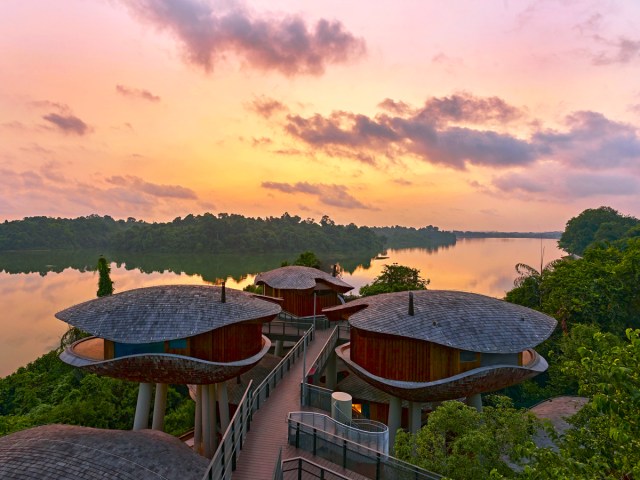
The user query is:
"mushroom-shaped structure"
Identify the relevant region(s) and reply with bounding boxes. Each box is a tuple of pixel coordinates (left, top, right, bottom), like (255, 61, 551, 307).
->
(324, 290, 556, 440)
(255, 265, 353, 318)
(57, 285, 279, 384)
(0, 424, 208, 480)
(56, 284, 280, 457)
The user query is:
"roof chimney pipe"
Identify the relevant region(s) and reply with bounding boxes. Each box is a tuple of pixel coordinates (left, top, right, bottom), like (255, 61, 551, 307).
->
(221, 280, 226, 303)
(408, 291, 415, 316)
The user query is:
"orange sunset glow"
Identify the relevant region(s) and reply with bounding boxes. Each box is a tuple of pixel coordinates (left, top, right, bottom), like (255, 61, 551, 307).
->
(2, 0, 640, 230)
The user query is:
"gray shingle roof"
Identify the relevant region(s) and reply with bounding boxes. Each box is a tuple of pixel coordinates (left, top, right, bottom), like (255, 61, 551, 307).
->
(55, 285, 281, 343)
(254, 265, 353, 292)
(0, 424, 208, 479)
(324, 290, 557, 353)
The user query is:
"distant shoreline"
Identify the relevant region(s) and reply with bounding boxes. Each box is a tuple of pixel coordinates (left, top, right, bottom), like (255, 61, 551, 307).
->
(453, 231, 562, 239)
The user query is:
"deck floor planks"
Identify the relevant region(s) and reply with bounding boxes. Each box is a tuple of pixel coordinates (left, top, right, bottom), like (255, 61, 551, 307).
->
(232, 328, 366, 480)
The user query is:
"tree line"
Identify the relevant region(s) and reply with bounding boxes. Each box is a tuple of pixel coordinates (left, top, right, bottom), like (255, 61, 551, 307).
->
(0, 213, 384, 253)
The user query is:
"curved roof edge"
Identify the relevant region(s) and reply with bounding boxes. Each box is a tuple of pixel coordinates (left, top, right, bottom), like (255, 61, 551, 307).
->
(55, 285, 281, 343)
(254, 265, 353, 293)
(324, 290, 557, 353)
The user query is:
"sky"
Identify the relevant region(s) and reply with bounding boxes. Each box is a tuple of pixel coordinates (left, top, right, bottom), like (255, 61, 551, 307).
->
(2, 0, 640, 231)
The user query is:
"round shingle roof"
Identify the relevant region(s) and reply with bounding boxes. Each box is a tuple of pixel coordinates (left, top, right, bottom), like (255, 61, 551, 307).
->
(55, 285, 280, 343)
(324, 290, 557, 353)
(0, 424, 208, 479)
(254, 265, 353, 292)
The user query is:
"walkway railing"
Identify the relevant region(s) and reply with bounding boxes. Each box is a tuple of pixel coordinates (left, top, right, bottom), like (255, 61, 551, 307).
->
(278, 311, 330, 330)
(304, 384, 335, 412)
(202, 323, 315, 480)
(289, 411, 389, 455)
(263, 320, 312, 339)
(288, 415, 441, 480)
(277, 457, 352, 480)
(306, 326, 340, 385)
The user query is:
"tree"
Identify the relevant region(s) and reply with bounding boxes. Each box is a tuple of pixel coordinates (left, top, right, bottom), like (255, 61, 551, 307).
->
(395, 397, 538, 479)
(524, 329, 640, 479)
(293, 251, 321, 269)
(506, 259, 560, 309)
(558, 207, 638, 256)
(359, 263, 429, 297)
(96, 256, 114, 297)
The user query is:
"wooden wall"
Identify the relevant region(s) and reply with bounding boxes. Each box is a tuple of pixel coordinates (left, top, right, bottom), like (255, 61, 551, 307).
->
(264, 286, 339, 317)
(190, 322, 263, 362)
(103, 321, 264, 362)
(350, 327, 470, 382)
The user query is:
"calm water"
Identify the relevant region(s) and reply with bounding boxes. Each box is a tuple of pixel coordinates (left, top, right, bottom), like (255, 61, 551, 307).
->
(0, 238, 563, 377)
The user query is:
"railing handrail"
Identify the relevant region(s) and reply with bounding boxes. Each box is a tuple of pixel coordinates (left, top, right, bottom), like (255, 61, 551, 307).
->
(289, 417, 441, 480)
(201, 321, 316, 479)
(306, 325, 339, 379)
(289, 411, 388, 437)
(202, 380, 254, 479)
(253, 322, 314, 409)
(279, 457, 351, 480)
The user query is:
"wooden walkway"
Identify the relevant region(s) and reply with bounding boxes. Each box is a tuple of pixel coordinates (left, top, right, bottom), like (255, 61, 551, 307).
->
(232, 328, 366, 480)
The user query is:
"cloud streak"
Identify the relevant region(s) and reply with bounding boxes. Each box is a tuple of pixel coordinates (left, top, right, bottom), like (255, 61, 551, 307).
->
(116, 84, 161, 102)
(284, 93, 535, 169)
(106, 175, 198, 199)
(279, 96, 640, 171)
(42, 113, 90, 135)
(121, 0, 366, 76)
(262, 181, 376, 210)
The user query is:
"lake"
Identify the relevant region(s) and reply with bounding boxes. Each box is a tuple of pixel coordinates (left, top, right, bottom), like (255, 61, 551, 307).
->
(0, 238, 564, 377)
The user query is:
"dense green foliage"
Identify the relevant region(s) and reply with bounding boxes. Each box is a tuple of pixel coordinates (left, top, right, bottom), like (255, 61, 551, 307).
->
(0, 213, 384, 254)
(110, 213, 383, 253)
(285, 250, 322, 269)
(359, 263, 429, 296)
(0, 215, 133, 250)
(370, 225, 456, 248)
(507, 239, 640, 336)
(0, 351, 193, 437)
(395, 396, 539, 479)
(96, 256, 114, 297)
(522, 329, 640, 479)
(558, 206, 639, 256)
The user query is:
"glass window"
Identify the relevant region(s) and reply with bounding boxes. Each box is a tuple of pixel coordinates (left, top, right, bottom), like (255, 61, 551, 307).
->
(168, 338, 187, 349)
(460, 350, 478, 363)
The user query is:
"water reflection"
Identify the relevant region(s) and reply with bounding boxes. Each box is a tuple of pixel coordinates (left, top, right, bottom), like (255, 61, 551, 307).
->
(0, 249, 380, 281)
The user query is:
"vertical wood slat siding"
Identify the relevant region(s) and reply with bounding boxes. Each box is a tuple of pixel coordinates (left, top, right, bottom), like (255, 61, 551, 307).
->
(264, 286, 339, 317)
(190, 322, 262, 362)
(104, 340, 114, 360)
(351, 327, 476, 382)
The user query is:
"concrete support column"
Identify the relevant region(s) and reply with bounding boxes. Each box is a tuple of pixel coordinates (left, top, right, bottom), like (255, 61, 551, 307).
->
(217, 382, 230, 433)
(208, 384, 217, 451)
(409, 402, 422, 433)
(152, 383, 168, 431)
(194, 385, 203, 455)
(325, 351, 337, 390)
(466, 393, 483, 412)
(202, 384, 212, 458)
(387, 395, 402, 452)
(133, 382, 153, 430)
(274, 340, 284, 357)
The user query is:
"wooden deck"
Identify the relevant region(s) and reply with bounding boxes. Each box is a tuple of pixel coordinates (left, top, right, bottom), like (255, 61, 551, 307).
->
(232, 328, 367, 480)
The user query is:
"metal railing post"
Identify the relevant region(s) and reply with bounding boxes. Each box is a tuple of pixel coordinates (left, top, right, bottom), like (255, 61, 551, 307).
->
(343, 439, 347, 468)
(295, 422, 300, 448)
(313, 428, 317, 455)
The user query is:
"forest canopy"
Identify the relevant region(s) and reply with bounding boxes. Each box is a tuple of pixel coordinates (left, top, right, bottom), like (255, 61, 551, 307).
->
(0, 213, 384, 253)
